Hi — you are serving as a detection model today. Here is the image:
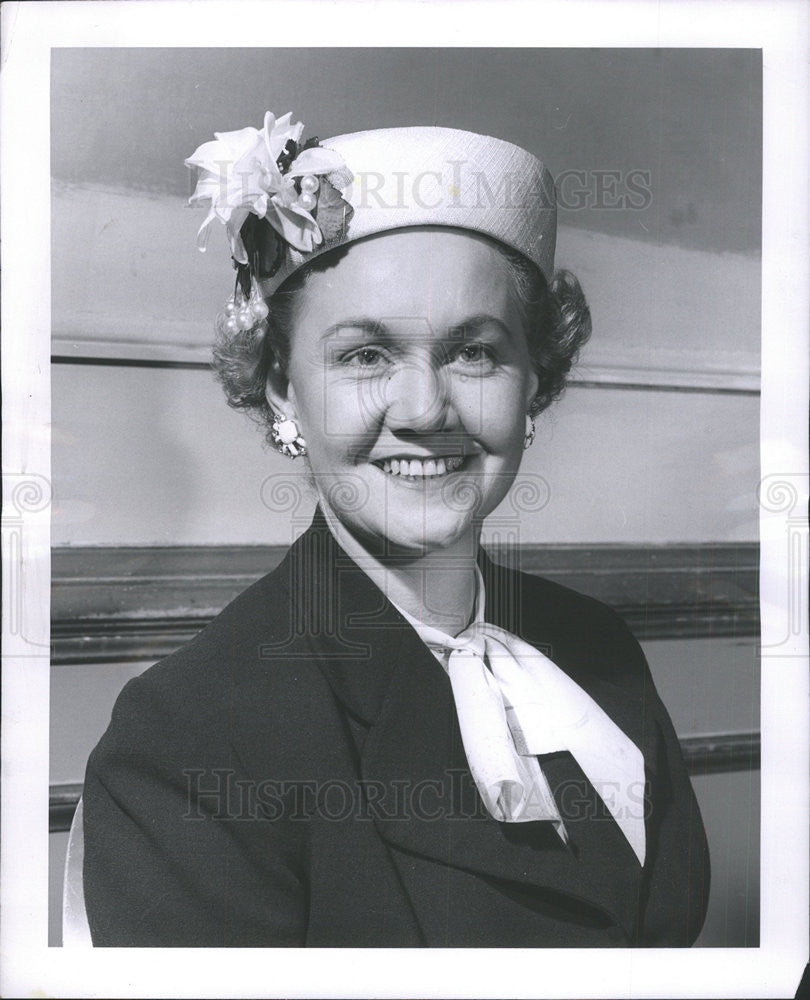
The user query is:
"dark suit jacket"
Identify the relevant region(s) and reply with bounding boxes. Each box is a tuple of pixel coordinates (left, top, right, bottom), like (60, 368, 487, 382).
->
(83, 509, 710, 947)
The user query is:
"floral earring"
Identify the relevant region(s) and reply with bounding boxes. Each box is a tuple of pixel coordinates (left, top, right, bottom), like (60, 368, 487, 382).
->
(271, 413, 307, 459)
(523, 413, 536, 450)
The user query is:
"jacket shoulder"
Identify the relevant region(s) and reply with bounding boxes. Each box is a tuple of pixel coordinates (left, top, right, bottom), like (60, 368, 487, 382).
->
(93, 556, 334, 766)
(133, 553, 312, 688)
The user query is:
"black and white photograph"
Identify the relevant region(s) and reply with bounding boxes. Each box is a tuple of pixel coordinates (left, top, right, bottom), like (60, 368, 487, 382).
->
(1, 2, 808, 997)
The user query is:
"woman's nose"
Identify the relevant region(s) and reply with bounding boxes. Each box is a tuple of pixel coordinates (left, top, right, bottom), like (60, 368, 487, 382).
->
(384, 358, 450, 432)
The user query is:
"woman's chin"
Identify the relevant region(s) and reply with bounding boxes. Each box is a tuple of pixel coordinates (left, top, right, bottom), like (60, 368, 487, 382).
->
(384, 525, 472, 557)
(342, 510, 478, 560)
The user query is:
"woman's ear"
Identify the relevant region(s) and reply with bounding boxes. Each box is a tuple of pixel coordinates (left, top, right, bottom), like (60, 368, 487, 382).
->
(525, 368, 540, 412)
(264, 356, 297, 421)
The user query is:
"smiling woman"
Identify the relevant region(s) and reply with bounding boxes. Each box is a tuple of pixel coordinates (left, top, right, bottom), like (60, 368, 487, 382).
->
(80, 116, 710, 947)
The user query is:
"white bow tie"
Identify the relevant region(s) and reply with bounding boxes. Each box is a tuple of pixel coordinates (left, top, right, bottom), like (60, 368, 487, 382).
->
(395, 583, 647, 866)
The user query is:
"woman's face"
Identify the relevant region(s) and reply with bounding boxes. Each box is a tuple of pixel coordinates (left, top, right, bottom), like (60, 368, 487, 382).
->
(268, 228, 539, 556)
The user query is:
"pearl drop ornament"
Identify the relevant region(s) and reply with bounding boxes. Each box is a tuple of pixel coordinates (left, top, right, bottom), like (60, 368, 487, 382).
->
(225, 299, 237, 317)
(251, 297, 269, 321)
(224, 315, 240, 335)
(300, 174, 320, 194)
(237, 306, 254, 330)
(298, 191, 317, 212)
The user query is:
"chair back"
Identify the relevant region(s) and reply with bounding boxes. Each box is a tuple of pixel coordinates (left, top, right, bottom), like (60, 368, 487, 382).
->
(62, 798, 93, 946)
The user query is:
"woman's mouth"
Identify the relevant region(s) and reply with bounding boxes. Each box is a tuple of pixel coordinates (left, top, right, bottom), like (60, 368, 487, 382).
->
(375, 456, 465, 478)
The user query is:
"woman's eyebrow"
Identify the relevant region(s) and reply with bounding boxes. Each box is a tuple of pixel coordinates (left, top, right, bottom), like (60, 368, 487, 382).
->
(319, 314, 514, 343)
(320, 318, 387, 341)
(448, 314, 514, 340)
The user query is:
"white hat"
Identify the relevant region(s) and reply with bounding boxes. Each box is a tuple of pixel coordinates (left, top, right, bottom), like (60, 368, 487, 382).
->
(186, 115, 557, 304)
(272, 125, 557, 292)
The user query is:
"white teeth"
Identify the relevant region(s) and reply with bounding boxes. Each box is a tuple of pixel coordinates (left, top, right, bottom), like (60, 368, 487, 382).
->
(378, 456, 465, 478)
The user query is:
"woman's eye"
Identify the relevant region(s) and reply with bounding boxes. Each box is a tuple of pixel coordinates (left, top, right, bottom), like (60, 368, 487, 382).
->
(453, 343, 496, 367)
(343, 347, 386, 368)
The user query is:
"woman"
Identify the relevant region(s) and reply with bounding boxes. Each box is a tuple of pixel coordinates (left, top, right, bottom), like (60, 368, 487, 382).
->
(82, 113, 710, 947)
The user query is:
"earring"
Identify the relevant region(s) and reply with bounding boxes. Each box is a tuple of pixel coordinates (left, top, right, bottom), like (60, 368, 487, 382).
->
(271, 413, 307, 459)
(523, 413, 536, 450)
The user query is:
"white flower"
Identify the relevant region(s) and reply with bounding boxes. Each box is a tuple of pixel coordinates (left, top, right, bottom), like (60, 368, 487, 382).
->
(185, 111, 348, 262)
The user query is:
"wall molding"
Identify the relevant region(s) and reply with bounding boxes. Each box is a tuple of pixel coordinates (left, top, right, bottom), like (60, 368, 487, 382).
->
(50, 783, 85, 834)
(679, 731, 760, 775)
(51, 542, 759, 665)
(47, 730, 761, 834)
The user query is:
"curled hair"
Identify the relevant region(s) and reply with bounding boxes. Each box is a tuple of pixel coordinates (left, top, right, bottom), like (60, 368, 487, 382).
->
(498, 247, 592, 416)
(211, 236, 592, 443)
(211, 272, 303, 444)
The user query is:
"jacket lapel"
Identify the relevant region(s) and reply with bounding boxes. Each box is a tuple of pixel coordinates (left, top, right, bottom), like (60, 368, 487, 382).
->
(297, 513, 659, 939)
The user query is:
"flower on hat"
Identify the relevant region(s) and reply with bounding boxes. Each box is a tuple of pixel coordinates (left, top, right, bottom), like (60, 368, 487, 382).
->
(185, 111, 353, 267)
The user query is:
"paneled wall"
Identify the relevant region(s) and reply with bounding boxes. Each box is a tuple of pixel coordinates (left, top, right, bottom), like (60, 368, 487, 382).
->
(48, 48, 761, 948)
